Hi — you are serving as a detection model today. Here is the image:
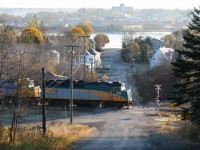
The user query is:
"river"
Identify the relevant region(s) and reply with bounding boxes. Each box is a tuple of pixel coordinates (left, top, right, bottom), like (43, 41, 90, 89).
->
(91, 31, 171, 48)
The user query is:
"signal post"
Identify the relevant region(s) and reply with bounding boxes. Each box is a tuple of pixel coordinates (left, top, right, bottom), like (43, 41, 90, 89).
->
(154, 84, 161, 111)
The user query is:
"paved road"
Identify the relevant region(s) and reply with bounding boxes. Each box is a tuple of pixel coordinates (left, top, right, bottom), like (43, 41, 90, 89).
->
(100, 48, 144, 105)
(101, 48, 130, 85)
(71, 107, 193, 150)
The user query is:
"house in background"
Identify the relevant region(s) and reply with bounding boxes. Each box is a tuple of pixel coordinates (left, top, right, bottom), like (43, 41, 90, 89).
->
(47, 49, 60, 66)
(150, 47, 175, 69)
(45, 36, 60, 66)
(80, 48, 101, 69)
(89, 39, 102, 67)
(87, 48, 101, 68)
(151, 38, 164, 52)
(80, 50, 95, 69)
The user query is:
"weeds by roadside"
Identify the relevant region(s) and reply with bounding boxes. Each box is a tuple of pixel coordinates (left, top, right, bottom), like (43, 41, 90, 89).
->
(156, 111, 200, 143)
(0, 121, 96, 150)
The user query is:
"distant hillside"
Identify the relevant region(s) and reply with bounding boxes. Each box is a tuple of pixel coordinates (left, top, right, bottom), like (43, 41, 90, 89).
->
(0, 8, 78, 17)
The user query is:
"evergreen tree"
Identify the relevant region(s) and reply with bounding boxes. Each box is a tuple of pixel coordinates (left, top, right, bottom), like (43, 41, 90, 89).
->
(171, 7, 200, 124)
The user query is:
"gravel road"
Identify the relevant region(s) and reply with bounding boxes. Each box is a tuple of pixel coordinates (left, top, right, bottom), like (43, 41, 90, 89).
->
(70, 107, 198, 150)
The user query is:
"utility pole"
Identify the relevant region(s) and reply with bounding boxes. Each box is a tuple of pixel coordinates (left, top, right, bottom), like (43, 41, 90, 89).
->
(154, 84, 161, 111)
(90, 59, 93, 81)
(79, 35, 90, 81)
(64, 45, 81, 124)
(42, 68, 46, 134)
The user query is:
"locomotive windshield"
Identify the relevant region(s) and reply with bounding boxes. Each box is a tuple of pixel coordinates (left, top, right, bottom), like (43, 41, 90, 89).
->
(121, 82, 126, 91)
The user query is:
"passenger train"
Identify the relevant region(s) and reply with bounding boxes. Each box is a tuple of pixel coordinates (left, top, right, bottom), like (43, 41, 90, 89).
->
(0, 78, 132, 108)
(46, 80, 132, 108)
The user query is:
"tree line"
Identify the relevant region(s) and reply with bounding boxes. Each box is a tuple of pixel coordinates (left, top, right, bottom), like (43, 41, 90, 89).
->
(126, 7, 200, 126)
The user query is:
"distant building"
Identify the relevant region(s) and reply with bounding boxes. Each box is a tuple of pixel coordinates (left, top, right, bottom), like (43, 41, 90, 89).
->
(80, 48, 101, 69)
(151, 38, 164, 52)
(47, 49, 60, 66)
(123, 25, 143, 30)
(45, 37, 56, 49)
(112, 4, 133, 14)
(150, 47, 174, 69)
(81, 50, 95, 69)
(87, 48, 101, 67)
(89, 39, 102, 67)
(66, 18, 81, 26)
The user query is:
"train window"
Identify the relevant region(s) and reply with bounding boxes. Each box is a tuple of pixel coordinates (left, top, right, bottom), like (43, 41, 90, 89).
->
(99, 86, 106, 89)
(113, 87, 120, 92)
(56, 81, 62, 85)
(99, 84, 106, 89)
(116, 91, 121, 95)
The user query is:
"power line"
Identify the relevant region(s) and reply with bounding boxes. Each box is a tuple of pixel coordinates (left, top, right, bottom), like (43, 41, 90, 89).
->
(64, 45, 81, 124)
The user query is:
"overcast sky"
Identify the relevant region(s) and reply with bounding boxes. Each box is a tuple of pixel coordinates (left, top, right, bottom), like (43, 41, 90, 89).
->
(0, 0, 199, 9)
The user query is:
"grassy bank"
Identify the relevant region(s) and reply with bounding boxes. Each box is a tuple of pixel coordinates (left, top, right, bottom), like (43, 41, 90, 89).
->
(0, 121, 96, 150)
(156, 111, 200, 143)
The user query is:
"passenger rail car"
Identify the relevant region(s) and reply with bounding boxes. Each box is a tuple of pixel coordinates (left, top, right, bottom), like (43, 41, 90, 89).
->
(45, 80, 132, 108)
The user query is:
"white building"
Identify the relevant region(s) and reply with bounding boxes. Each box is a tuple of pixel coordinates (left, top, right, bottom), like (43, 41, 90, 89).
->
(90, 39, 102, 67)
(81, 48, 102, 69)
(88, 49, 101, 67)
(81, 50, 95, 69)
(47, 49, 60, 66)
(150, 47, 174, 69)
(112, 4, 133, 14)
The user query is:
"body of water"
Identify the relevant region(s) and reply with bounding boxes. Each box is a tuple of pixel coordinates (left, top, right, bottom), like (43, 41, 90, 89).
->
(91, 31, 171, 48)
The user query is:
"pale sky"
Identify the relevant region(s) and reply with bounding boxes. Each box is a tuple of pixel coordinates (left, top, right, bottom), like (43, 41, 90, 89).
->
(0, 0, 199, 9)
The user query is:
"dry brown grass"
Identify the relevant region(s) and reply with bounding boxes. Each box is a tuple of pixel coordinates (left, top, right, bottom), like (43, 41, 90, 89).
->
(0, 121, 96, 150)
(47, 121, 95, 140)
(156, 112, 180, 125)
(155, 111, 200, 143)
(155, 112, 178, 133)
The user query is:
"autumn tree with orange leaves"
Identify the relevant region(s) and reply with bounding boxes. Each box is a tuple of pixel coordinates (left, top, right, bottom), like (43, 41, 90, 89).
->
(77, 21, 93, 36)
(20, 28, 44, 44)
(64, 26, 85, 43)
(94, 33, 109, 51)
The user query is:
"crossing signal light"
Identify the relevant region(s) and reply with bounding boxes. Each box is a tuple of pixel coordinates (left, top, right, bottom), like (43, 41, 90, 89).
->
(154, 97, 157, 101)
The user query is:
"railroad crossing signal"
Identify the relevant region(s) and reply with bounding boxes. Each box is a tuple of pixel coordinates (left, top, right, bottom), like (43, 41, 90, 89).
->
(154, 84, 161, 92)
(154, 84, 161, 98)
(154, 84, 161, 111)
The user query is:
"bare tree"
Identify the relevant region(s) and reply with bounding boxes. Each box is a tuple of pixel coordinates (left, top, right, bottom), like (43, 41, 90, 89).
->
(0, 27, 41, 143)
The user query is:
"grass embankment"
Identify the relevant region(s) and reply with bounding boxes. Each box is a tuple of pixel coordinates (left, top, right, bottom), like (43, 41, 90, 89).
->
(156, 111, 200, 143)
(0, 121, 96, 150)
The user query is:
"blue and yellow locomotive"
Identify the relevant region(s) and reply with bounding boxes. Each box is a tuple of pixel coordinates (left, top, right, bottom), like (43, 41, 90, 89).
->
(45, 80, 132, 108)
(0, 78, 132, 108)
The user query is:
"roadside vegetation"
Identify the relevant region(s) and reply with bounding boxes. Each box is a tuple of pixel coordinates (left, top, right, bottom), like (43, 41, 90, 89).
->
(0, 122, 95, 150)
(121, 36, 152, 63)
(156, 111, 200, 143)
(94, 33, 110, 51)
(133, 65, 176, 104)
